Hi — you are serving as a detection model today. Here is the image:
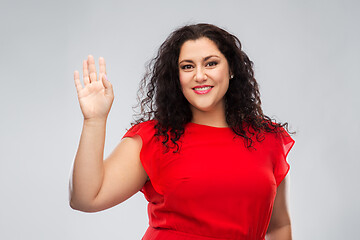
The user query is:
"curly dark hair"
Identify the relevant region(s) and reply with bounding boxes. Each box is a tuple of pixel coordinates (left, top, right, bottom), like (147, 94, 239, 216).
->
(133, 23, 291, 152)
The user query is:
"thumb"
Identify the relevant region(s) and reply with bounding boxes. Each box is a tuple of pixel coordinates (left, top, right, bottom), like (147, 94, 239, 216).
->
(101, 74, 113, 95)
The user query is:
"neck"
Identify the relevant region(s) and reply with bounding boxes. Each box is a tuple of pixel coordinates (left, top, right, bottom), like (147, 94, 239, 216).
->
(190, 104, 228, 128)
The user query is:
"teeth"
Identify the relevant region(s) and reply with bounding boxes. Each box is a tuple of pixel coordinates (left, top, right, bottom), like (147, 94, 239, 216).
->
(194, 86, 212, 91)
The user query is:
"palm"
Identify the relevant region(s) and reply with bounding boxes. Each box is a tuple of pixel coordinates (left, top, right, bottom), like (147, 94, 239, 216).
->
(74, 55, 114, 120)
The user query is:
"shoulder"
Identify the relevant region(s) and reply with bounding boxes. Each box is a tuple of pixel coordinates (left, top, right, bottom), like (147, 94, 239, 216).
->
(122, 120, 163, 152)
(129, 119, 157, 130)
(258, 120, 291, 139)
(260, 123, 295, 159)
(123, 120, 157, 138)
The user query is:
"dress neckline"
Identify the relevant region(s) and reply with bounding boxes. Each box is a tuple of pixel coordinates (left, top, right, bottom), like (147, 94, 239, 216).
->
(187, 122, 231, 129)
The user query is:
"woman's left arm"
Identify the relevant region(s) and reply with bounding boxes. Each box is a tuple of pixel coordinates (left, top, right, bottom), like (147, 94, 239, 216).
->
(265, 176, 292, 240)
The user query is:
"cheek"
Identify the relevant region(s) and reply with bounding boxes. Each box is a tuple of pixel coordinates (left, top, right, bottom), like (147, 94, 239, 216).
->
(179, 79, 185, 91)
(178, 78, 192, 102)
(179, 73, 190, 90)
(216, 75, 230, 93)
(214, 71, 229, 85)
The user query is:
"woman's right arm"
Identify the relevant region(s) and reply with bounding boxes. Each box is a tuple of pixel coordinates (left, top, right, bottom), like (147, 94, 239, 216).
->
(69, 55, 148, 212)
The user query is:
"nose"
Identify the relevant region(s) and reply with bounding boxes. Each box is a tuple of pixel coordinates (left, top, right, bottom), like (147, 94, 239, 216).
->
(194, 67, 207, 82)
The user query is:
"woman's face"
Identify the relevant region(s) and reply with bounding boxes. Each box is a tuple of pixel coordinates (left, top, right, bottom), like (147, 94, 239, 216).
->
(178, 37, 231, 116)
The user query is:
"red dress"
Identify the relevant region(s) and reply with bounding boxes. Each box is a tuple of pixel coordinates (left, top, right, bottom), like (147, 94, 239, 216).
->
(122, 120, 294, 240)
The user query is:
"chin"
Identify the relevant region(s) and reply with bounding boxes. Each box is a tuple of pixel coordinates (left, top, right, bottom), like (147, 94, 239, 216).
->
(191, 103, 217, 113)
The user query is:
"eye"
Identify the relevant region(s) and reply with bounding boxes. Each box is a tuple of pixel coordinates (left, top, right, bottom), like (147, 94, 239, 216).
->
(206, 61, 218, 67)
(180, 64, 193, 70)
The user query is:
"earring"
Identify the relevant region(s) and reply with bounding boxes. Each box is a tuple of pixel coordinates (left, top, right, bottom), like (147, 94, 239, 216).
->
(230, 74, 234, 79)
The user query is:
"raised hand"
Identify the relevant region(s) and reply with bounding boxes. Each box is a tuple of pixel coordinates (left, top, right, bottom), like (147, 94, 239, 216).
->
(74, 55, 114, 121)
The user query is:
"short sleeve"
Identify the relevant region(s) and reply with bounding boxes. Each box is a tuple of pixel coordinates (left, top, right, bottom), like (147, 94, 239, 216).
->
(272, 128, 295, 187)
(121, 120, 161, 193)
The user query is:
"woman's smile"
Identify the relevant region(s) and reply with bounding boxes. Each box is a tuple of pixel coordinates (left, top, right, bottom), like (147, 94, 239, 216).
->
(192, 85, 214, 94)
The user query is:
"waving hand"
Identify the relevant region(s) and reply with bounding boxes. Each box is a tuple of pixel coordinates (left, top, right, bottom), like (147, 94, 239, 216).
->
(74, 55, 114, 121)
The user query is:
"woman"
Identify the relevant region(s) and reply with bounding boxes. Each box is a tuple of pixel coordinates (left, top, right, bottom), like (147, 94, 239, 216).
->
(70, 23, 294, 240)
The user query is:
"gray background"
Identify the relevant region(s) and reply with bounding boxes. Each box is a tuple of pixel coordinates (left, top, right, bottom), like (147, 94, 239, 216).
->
(1, 0, 359, 239)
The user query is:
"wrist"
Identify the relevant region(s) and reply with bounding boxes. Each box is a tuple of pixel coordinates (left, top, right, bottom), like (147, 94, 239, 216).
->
(83, 117, 107, 126)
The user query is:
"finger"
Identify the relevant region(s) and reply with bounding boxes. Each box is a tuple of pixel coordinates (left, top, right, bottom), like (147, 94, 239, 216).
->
(101, 74, 113, 96)
(74, 71, 83, 93)
(99, 57, 107, 76)
(87, 55, 97, 82)
(83, 60, 90, 86)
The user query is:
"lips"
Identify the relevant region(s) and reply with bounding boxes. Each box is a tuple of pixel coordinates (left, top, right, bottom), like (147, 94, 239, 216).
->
(192, 85, 213, 94)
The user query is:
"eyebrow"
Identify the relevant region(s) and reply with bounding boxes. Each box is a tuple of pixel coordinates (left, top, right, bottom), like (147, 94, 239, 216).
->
(178, 55, 220, 64)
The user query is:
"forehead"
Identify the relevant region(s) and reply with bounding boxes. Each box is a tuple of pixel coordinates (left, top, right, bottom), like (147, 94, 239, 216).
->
(178, 37, 222, 60)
